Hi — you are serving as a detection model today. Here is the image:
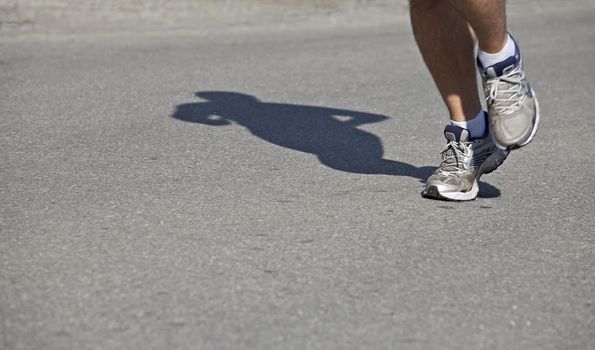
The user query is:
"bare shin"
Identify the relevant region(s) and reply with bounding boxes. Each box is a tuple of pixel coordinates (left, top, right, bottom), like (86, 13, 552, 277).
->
(410, 0, 482, 122)
(447, 0, 508, 53)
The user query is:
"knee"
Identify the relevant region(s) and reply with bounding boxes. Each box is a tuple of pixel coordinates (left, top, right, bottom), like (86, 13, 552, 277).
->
(410, 0, 443, 12)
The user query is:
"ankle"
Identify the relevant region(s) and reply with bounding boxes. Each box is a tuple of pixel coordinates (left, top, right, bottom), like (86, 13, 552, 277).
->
(478, 33, 516, 68)
(451, 110, 487, 139)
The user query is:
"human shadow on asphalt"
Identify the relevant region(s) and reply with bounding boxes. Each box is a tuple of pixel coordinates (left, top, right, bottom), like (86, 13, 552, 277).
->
(171, 91, 500, 197)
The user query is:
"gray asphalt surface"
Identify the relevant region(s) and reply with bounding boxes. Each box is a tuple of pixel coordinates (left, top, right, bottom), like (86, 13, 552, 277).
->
(1, 4, 594, 350)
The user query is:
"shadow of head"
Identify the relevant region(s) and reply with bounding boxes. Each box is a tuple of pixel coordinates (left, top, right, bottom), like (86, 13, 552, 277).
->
(172, 91, 259, 125)
(196, 91, 258, 105)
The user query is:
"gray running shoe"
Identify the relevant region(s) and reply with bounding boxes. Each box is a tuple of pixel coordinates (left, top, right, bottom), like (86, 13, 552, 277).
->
(422, 124, 508, 201)
(480, 35, 540, 150)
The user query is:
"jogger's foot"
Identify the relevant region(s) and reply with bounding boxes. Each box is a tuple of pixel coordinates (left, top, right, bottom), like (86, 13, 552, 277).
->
(480, 34, 540, 150)
(422, 124, 508, 201)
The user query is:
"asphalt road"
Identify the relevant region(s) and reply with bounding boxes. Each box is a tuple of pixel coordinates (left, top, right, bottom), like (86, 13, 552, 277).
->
(1, 5, 594, 350)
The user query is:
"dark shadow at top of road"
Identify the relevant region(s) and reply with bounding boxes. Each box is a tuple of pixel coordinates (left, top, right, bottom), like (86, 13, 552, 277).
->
(171, 91, 500, 197)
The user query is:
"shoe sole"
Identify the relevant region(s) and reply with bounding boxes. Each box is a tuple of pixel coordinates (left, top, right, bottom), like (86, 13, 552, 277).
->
(421, 181, 479, 201)
(478, 149, 509, 176)
(518, 88, 541, 148)
(493, 88, 541, 151)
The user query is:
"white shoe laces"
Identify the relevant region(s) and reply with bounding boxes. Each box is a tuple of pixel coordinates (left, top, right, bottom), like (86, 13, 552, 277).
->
(486, 65, 527, 115)
(439, 141, 471, 175)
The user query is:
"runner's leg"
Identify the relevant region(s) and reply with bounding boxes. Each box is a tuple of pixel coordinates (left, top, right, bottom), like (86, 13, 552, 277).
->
(409, 0, 482, 123)
(446, 0, 507, 54)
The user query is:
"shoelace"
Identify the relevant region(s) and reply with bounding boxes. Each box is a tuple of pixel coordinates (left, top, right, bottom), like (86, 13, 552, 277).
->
(438, 141, 470, 175)
(486, 65, 526, 115)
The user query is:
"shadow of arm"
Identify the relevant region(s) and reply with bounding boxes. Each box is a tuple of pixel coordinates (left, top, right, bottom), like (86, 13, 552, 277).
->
(328, 109, 389, 127)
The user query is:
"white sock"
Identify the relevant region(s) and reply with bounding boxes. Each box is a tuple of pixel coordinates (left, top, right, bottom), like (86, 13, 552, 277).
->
(478, 33, 516, 68)
(451, 110, 486, 139)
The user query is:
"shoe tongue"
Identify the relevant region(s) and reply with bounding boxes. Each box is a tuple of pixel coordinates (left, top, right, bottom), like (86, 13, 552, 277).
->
(444, 125, 470, 142)
(482, 55, 519, 78)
